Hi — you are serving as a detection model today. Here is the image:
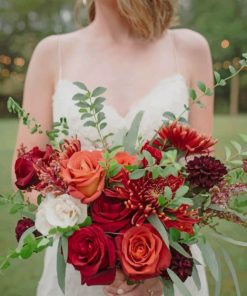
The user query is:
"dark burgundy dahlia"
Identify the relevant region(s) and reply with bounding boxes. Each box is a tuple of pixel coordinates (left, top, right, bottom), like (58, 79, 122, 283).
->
(163, 245, 193, 282)
(186, 156, 227, 190)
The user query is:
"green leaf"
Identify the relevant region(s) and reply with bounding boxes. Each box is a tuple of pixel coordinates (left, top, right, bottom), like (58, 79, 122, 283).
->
(197, 81, 206, 93)
(230, 160, 243, 166)
(225, 146, 231, 161)
(170, 241, 192, 258)
(80, 113, 93, 120)
(92, 87, 106, 97)
(129, 169, 146, 180)
(61, 236, 68, 262)
(37, 238, 50, 248)
(9, 203, 24, 214)
(100, 122, 107, 130)
(219, 79, 226, 86)
(164, 186, 173, 200)
(159, 166, 178, 178)
(16, 226, 36, 252)
(214, 71, 221, 84)
(94, 97, 106, 105)
(189, 89, 197, 101)
(162, 279, 174, 296)
(0, 259, 10, 270)
(158, 195, 166, 207)
(222, 248, 240, 296)
(78, 216, 92, 228)
(243, 53, 247, 59)
(151, 166, 160, 179)
(163, 111, 176, 121)
(169, 228, 180, 242)
(73, 82, 88, 91)
(123, 111, 144, 154)
(214, 259, 222, 296)
(20, 243, 34, 259)
(97, 112, 105, 123)
(229, 65, 236, 74)
(148, 214, 169, 248)
(83, 121, 96, 128)
(209, 232, 247, 247)
(174, 186, 189, 198)
(231, 141, 242, 154)
(37, 194, 43, 205)
(198, 240, 220, 282)
(72, 93, 87, 101)
(239, 133, 247, 143)
(192, 263, 201, 291)
(142, 150, 155, 166)
(57, 237, 66, 294)
(167, 268, 192, 296)
(205, 88, 213, 96)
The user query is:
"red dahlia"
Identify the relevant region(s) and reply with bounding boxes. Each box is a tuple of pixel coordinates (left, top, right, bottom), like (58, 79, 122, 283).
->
(157, 122, 216, 154)
(163, 244, 193, 282)
(186, 156, 227, 190)
(119, 171, 184, 225)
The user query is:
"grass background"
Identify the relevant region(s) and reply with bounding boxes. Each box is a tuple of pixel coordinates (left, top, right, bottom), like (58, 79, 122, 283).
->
(0, 116, 247, 296)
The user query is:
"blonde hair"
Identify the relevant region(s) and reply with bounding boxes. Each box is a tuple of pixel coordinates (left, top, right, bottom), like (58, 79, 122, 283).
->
(75, 0, 178, 39)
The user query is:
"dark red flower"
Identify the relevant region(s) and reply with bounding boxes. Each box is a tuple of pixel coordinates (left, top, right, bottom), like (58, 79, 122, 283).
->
(91, 194, 133, 232)
(15, 217, 40, 241)
(157, 122, 216, 154)
(67, 225, 116, 285)
(243, 159, 247, 173)
(116, 224, 171, 281)
(15, 146, 52, 190)
(141, 141, 162, 167)
(186, 156, 227, 190)
(162, 205, 199, 235)
(163, 244, 193, 282)
(119, 171, 185, 225)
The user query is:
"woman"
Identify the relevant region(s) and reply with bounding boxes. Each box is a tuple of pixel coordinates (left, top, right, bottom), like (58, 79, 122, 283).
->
(13, 0, 214, 295)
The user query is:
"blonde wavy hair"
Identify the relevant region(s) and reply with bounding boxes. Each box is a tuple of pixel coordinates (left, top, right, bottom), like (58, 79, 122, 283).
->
(75, 0, 179, 39)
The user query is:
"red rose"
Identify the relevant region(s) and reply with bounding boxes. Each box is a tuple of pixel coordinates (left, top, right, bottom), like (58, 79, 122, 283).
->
(116, 224, 171, 281)
(67, 225, 116, 285)
(141, 141, 162, 167)
(91, 194, 133, 232)
(15, 146, 52, 190)
(15, 217, 40, 241)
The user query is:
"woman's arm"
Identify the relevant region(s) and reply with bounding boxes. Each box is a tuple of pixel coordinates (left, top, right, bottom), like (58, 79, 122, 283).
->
(187, 31, 214, 136)
(11, 36, 58, 193)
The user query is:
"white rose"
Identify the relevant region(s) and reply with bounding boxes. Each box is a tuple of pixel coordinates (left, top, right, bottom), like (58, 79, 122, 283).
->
(35, 193, 87, 235)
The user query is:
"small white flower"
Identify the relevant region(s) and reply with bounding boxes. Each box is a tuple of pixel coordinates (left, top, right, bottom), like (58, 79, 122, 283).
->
(35, 193, 87, 235)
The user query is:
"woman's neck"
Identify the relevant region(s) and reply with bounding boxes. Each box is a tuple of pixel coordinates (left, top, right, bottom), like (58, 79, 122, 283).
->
(90, 1, 133, 42)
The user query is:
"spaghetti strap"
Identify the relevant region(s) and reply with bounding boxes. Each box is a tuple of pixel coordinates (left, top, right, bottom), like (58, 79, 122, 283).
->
(170, 30, 180, 74)
(57, 36, 62, 80)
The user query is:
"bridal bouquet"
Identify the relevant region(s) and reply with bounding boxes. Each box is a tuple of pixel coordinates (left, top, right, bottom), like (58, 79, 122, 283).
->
(1, 53, 247, 296)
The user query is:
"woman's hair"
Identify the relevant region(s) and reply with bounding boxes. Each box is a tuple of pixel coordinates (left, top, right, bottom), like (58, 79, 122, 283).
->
(75, 0, 178, 39)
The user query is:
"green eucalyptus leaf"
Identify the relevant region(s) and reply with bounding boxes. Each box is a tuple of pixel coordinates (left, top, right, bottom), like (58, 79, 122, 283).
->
(174, 186, 189, 198)
(231, 141, 242, 154)
(100, 122, 107, 130)
(163, 111, 176, 121)
(129, 169, 146, 180)
(209, 232, 247, 247)
(239, 133, 247, 143)
(225, 146, 231, 161)
(61, 236, 68, 262)
(167, 268, 192, 296)
(97, 112, 105, 123)
(94, 97, 106, 104)
(189, 89, 197, 101)
(192, 263, 201, 291)
(94, 104, 104, 113)
(73, 82, 88, 91)
(57, 237, 66, 294)
(222, 248, 240, 296)
(197, 81, 206, 93)
(151, 166, 160, 179)
(72, 93, 87, 101)
(164, 186, 173, 200)
(214, 71, 221, 84)
(142, 150, 155, 166)
(9, 203, 24, 214)
(92, 87, 106, 97)
(80, 113, 93, 120)
(123, 111, 144, 154)
(229, 65, 236, 74)
(148, 214, 169, 248)
(83, 121, 96, 128)
(162, 279, 174, 296)
(219, 79, 226, 86)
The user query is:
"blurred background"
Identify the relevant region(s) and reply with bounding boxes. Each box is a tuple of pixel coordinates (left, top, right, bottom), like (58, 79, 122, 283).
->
(0, 0, 246, 295)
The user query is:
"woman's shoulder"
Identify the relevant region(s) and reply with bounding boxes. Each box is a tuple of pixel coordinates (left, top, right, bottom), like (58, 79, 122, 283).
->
(172, 28, 211, 57)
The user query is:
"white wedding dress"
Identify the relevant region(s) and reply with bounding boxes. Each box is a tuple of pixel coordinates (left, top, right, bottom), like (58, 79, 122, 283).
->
(37, 34, 209, 296)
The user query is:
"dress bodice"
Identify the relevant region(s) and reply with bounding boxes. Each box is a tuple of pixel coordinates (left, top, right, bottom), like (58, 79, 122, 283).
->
(52, 74, 189, 149)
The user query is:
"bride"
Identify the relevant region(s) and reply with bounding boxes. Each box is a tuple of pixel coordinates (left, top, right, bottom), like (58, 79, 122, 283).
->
(14, 0, 214, 295)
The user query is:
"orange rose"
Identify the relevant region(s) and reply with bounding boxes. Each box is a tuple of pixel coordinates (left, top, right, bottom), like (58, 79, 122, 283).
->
(116, 225, 171, 281)
(60, 150, 105, 203)
(112, 151, 137, 181)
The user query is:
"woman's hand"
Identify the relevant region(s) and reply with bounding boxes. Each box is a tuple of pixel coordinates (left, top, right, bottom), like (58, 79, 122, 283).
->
(103, 273, 163, 296)
(103, 269, 138, 296)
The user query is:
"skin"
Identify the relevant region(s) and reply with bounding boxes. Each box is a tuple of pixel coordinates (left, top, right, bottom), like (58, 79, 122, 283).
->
(12, 0, 214, 295)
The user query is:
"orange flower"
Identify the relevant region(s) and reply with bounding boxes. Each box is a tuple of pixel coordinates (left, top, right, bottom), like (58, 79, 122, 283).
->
(111, 151, 137, 182)
(116, 224, 171, 281)
(60, 150, 105, 203)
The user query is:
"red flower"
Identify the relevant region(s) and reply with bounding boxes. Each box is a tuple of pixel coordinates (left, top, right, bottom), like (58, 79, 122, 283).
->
(118, 171, 184, 225)
(91, 194, 133, 232)
(141, 141, 162, 167)
(15, 145, 52, 190)
(243, 159, 247, 173)
(60, 138, 81, 161)
(15, 217, 40, 241)
(162, 205, 199, 235)
(67, 225, 116, 285)
(157, 122, 216, 154)
(116, 224, 171, 281)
